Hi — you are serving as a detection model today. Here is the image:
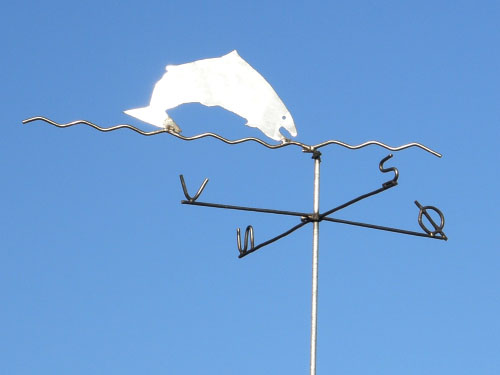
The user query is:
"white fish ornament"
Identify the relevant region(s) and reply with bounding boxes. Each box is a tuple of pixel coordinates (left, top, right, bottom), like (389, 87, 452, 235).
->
(124, 50, 297, 141)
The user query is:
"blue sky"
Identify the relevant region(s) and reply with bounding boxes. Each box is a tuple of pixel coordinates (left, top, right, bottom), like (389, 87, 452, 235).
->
(2, 1, 499, 374)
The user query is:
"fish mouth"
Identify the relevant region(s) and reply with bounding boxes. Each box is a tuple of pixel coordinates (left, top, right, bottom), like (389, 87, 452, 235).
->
(284, 121, 297, 138)
(279, 126, 297, 140)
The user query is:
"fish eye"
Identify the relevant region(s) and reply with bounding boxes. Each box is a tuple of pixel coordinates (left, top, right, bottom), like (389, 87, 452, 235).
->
(282, 115, 286, 120)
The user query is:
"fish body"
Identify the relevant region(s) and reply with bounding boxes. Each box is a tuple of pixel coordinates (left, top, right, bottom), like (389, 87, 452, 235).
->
(124, 50, 297, 141)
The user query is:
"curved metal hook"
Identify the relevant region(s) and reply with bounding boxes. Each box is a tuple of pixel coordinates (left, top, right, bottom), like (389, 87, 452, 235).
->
(236, 225, 255, 256)
(179, 175, 209, 203)
(379, 154, 399, 188)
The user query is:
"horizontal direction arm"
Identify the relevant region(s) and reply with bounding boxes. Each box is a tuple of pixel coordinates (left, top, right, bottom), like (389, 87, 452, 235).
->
(322, 216, 447, 240)
(181, 200, 309, 218)
(319, 185, 388, 219)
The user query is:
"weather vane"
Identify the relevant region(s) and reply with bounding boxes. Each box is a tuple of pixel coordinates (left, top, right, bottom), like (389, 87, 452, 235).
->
(23, 50, 447, 375)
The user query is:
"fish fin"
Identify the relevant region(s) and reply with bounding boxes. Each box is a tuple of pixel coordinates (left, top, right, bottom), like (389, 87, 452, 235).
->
(124, 106, 167, 128)
(245, 121, 258, 129)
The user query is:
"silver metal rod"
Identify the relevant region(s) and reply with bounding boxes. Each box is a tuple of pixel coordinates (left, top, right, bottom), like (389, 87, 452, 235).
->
(22, 116, 443, 157)
(310, 153, 321, 375)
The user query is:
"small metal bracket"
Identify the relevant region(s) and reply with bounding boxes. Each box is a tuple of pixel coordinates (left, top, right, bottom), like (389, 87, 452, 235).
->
(311, 150, 322, 161)
(302, 213, 320, 222)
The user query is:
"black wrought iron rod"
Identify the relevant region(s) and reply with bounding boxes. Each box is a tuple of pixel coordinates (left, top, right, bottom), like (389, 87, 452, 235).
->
(239, 220, 311, 258)
(181, 200, 309, 218)
(322, 217, 447, 240)
(319, 185, 391, 219)
(181, 184, 394, 221)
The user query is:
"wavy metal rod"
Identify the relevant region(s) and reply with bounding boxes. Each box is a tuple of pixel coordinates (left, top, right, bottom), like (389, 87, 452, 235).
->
(165, 127, 443, 157)
(22, 117, 168, 136)
(22, 116, 442, 157)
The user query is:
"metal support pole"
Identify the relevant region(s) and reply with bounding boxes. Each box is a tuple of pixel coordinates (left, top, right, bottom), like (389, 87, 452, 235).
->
(310, 151, 321, 375)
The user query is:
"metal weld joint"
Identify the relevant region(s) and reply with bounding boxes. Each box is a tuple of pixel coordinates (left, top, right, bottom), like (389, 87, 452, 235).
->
(301, 215, 318, 223)
(311, 149, 322, 161)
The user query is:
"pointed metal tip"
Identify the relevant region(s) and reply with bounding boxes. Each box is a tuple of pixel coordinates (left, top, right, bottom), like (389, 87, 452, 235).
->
(22, 117, 39, 124)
